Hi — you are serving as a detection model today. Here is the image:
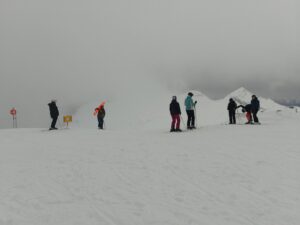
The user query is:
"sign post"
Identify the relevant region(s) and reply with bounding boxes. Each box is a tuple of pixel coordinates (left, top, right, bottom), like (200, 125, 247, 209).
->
(63, 115, 72, 128)
(10, 108, 17, 128)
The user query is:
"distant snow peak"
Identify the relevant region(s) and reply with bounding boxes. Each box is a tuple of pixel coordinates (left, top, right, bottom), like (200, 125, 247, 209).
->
(226, 87, 286, 111)
(225, 87, 255, 106)
(229, 87, 253, 98)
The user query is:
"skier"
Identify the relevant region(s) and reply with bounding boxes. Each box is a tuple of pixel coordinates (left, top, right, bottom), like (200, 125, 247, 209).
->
(251, 95, 260, 124)
(95, 105, 106, 129)
(227, 98, 237, 124)
(169, 96, 182, 132)
(185, 92, 197, 129)
(237, 104, 253, 124)
(48, 100, 59, 130)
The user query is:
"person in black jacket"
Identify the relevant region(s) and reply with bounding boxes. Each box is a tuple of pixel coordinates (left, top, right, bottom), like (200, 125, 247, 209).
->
(227, 98, 237, 124)
(237, 104, 253, 124)
(251, 95, 260, 123)
(48, 100, 59, 130)
(169, 96, 182, 132)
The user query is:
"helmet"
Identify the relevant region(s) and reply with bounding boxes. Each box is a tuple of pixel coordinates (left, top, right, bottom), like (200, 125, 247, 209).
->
(188, 92, 194, 97)
(172, 96, 177, 100)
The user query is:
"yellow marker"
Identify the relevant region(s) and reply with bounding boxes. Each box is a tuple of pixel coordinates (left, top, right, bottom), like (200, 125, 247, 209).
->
(63, 115, 72, 127)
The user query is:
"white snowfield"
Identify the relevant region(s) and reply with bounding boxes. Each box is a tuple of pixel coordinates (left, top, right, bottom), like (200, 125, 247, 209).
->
(1, 89, 300, 225)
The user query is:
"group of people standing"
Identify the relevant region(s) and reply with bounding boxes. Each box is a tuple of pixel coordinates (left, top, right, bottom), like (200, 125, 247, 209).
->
(227, 95, 260, 125)
(48, 93, 260, 131)
(169, 92, 197, 132)
(169, 93, 261, 132)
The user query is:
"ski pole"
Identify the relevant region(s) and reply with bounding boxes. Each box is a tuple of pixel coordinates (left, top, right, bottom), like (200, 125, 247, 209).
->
(180, 115, 185, 127)
(57, 116, 63, 128)
(194, 102, 198, 128)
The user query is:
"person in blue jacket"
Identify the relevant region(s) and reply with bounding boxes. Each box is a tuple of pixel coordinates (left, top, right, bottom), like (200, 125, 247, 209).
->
(185, 92, 197, 129)
(251, 95, 260, 124)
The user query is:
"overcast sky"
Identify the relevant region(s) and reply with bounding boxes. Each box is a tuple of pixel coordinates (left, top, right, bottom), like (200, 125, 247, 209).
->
(1, 0, 299, 128)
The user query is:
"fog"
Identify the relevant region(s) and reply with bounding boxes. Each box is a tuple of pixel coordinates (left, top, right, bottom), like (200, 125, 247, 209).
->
(1, 0, 300, 128)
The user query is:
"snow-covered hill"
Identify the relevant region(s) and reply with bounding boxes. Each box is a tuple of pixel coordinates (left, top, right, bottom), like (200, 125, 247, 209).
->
(73, 87, 289, 129)
(225, 87, 286, 112)
(1, 111, 300, 225)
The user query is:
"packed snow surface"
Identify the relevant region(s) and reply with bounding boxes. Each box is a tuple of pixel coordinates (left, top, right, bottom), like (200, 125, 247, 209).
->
(1, 110, 300, 225)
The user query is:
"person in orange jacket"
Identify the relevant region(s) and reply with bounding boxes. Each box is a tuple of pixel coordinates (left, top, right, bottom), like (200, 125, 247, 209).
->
(94, 101, 106, 129)
(95, 106, 105, 129)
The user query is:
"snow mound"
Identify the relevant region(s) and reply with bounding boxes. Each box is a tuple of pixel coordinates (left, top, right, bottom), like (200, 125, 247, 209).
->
(226, 87, 254, 103)
(226, 87, 286, 112)
(189, 90, 212, 102)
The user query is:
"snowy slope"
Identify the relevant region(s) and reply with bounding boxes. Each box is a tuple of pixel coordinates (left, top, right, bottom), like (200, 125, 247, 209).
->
(73, 87, 288, 129)
(73, 96, 171, 130)
(176, 90, 226, 126)
(73, 89, 231, 129)
(1, 112, 300, 225)
(73, 80, 172, 130)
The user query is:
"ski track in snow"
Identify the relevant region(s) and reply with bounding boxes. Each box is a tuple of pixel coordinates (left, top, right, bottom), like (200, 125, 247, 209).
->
(0, 112, 300, 225)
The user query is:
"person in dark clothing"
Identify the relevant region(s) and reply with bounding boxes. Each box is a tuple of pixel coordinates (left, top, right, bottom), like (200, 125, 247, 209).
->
(237, 104, 253, 124)
(227, 98, 237, 124)
(96, 106, 106, 129)
(185, 92, 197, 129)
(48, 100, 59, 130)
(251, 95, 260, 123)
(169, 96, 182, 132)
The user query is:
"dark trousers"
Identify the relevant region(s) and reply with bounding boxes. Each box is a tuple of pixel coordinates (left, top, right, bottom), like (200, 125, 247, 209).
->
(228, 110, 236, 124)
(252, 110, 259, 123)
(51, 116, 58, 128)
(186, 110, 195, 128)
(98, 117, 104, 129)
